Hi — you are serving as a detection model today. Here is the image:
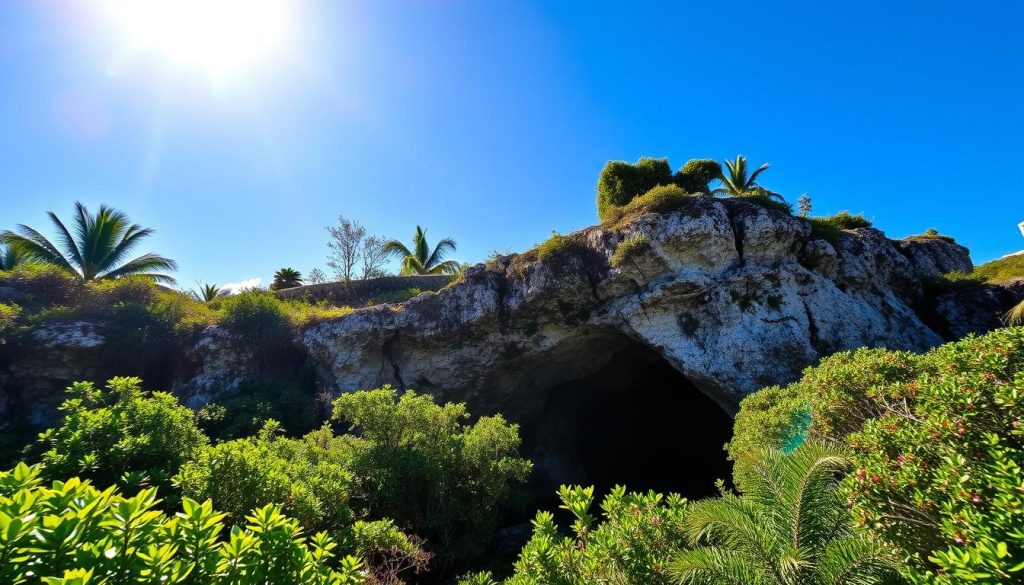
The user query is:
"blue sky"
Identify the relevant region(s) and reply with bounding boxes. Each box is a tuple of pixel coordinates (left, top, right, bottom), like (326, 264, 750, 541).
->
(1, 0, 1022, 289)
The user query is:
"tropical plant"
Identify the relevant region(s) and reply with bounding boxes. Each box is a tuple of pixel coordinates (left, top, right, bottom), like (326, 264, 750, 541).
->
(0, 244, 26, 270)
(332, 387, 532, 573)
(596, 157, 674, 220)
(0, 462, 365, 585)
(34, 377, 208, 497)
(383, 226, 460, 275)
(715, 155, 775, 197)
(670, 441, 901, 585)
(461, 485, 689, 585)
(193, 282, 225, 302)
(271, 267, 304, 290)
(0, 202, 177, 283)
(1005, 299, 1024, 325)
(675, 158, 723, 194)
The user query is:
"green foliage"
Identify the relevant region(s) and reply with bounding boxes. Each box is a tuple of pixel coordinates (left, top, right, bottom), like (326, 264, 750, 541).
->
(195, 370, 324, 440)
(217, 290, 289, 344)
(969, 253, 1024, 283)
(176, 422, 355, 535)
(909, 227, 956, 243)
(0, 263, 82, 307)
(731, 328, 1024, 583)
(535, 232, 587, 265)
(596, 157, 674, 220)
(736, 188, 793, 213)
(193, 283, 225, 302)
(845, 328, 1024, 583)
(674, 158, 722, 194)
(611, 234, 652, 268)
(0, 201, 177, 284)
(0, 462, 365, 584)
(808, 211, 873, 245)
(715, 155, 772, 196)
(35, 377, 208, 497)
(462, 485, 688, 585)
(670, 441, 900, 585)
(383, 226, 460, 275)
(1006, 299, 1024, 325)
(271, 267, 304, 290)
(0, 302, 20, 338)
(332, 387, 532, 571)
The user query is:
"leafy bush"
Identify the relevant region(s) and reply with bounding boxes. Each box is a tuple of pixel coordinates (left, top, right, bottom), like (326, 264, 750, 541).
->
(176, 422, 355, 535)
(969, 254, 1024, 283)
(0, 462, 365, 584)
(674, 158, 722, 194)
(610, 234, 652, 268)
(35, 377, 207, 496)
(0, 263, 81, 307)
(217, 290, 290, 344)
(596, 157, 673, 220)
(601, 184, 696, 226)
(0, 302, 19, 338)
(197, 369, 325, 440)
(808, 211, 873, 244)
(730, 328, 1024, 583)
(736, 188, 794, 213)
(535, 232, 587, 266)
(460, 485, 688, 585)
(332, 387, 532, 572)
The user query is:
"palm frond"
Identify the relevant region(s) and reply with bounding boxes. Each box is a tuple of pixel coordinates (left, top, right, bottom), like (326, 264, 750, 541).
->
(425, 237, 457, 270)
(748, 163, 771, 187)
(382, 240, 413, 260)
(47, 209, 84, 270)
(817, 534, 900, 585)
(99, 253, 178, 282)
(0, 226, 77, 274)
(413, 226, 430, 265)
(427, 260, 461, 275)
(669, 546, 767, 585)
(1004, 299, 1024, 325)
(97, 224, 154, 274)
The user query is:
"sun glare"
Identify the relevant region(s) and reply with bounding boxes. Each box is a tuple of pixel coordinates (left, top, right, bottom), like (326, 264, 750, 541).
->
(102, 0, 289, 78)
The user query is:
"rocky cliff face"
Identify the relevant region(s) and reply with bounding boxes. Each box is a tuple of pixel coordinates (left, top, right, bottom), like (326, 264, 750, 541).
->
(296, 198, 955, 417)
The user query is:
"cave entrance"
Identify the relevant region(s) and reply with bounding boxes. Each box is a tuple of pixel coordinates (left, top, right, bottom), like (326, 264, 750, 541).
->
(527, 341, 733, 502)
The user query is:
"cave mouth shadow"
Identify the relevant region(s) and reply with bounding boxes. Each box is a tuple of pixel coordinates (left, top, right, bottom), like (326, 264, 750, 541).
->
(527, 341, 734, 505)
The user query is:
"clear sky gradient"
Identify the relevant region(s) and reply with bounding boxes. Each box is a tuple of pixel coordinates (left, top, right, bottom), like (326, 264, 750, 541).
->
(2, 0, 1022, 289)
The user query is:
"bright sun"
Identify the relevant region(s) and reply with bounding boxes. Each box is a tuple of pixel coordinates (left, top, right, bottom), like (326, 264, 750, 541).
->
(102, 0, 289, 78)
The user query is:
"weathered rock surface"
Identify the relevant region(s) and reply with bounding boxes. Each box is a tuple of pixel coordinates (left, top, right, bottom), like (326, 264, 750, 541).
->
(896, 237, 973, 276)
(297, 198, 954, 419)
(933, 277, 1024, 339)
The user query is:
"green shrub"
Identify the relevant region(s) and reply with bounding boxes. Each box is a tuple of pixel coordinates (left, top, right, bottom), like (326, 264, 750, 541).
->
(735, 188, 793, 213)
(0, 263, 81, 307)
(808, 211, 873, 244)
(610, 234, 652, 268)
(596, 157, 673, 220)
(602, 184, 696, 226)
(674, 158, 722, 194)
(0, 462, 365, 584)
(176, 421, 355, 535)
(460, 485, 688, 585)
(218, 290, 290, 343)
(0, 302, 20, 338)
(535, 232, 587, 265)
(197, 369, 324, 440)
(35, 377, 208, 497)
(332, 387, 532, 572)
(909, 227, 956, 243)
(731, 328, 1024, 583)
(969, 254, 1024, 283)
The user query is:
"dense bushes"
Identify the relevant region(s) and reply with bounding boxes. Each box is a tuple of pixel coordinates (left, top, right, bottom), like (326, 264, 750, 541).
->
(216, 290, 290, 344)
(332, 387, 532, 573)
(596, 157, 674, 220)
(807, 210, 873, 244)
(461, 485, 688, 585)
(730, 327, 1024, 583)
(674, 158, 722, 194)
(35, 377, 207, 496)
(0, 463, 365, 584)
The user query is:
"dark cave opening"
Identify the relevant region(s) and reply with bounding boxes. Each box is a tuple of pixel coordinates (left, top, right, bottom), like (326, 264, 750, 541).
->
(527, 341, 734, 504)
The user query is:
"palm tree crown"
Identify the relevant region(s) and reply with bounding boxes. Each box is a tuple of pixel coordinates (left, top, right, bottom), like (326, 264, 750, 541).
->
(271, 267, 303, 290)
(193, 283, 225, 302)
(0, 202, 177, 283)
(670, 441, 899, 585)
(383, 226, 460, 275)
(716, 155, 772, 196)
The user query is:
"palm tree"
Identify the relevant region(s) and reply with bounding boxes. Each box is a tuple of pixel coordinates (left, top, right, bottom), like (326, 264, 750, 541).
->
(0, 202, 177, 283)
(0, 244, 26, 271)
(383, 226, 460, 275)
(669, 442, 900, 585)
(193, 283, 225, 302)
(716, 155, 775, 197)
(271, 267, 303, 290)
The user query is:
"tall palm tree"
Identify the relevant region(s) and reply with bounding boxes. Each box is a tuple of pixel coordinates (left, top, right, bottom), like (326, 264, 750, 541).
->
(0, 244, 26, 271)
(716, 155, 774, 197)
(669, 442, 900, 585)
(271, 267, 303, 290)
(383, 226, 460, 275)
(0, 202, 177, 283)
(193, 283, 225, 302)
